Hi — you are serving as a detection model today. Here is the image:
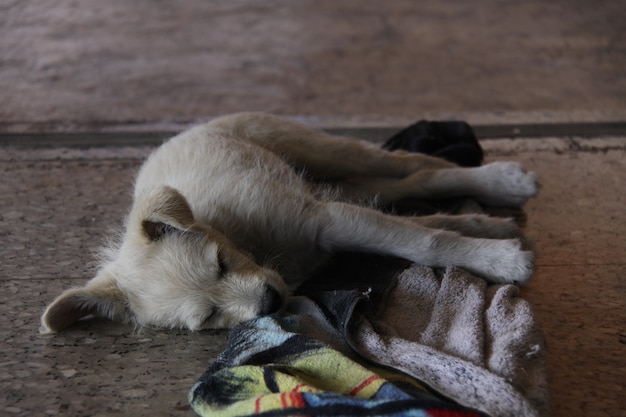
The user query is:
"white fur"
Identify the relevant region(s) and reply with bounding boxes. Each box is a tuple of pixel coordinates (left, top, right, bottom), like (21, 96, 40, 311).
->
(41, 113, 538, 333)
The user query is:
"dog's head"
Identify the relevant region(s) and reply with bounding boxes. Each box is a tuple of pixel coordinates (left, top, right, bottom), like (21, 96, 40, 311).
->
(40, 186, 287, 333)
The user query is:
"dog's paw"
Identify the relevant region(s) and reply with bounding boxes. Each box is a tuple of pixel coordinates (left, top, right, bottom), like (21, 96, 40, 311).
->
(468, 239, 534, 284)
(476, 162, 539, 207)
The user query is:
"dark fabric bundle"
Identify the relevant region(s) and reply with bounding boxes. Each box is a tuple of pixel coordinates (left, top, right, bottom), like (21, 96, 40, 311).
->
(383, 120, 483, 167)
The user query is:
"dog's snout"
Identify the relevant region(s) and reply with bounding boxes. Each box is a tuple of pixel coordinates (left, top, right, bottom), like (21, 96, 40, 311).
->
(260, 286, 283, 315)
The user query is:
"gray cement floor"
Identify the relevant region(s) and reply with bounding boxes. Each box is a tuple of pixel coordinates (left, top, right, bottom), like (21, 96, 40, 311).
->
(1, 0, 625, 131)
(1, 1, 625, 416)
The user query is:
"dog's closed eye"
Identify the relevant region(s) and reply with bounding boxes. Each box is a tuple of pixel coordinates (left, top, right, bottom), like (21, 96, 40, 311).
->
(216, 249, 229, 275)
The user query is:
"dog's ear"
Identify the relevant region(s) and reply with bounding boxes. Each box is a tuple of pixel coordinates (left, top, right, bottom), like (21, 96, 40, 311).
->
(139, 186, 195, 241)
(40, 270, 129, 333)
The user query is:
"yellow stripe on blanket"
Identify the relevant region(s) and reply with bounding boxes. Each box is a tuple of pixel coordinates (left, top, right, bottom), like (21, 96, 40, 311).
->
(191, 345, 427, 416)
(288, 346, 387, 398)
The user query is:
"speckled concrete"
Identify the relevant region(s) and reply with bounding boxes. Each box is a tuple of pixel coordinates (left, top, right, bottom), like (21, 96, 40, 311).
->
(1, 135, 625, 416)
(483, 139, 626, 417)
(1, 0, 625, 131)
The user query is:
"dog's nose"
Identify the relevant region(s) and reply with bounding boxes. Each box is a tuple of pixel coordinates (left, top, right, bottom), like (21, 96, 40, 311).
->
(260, 286, 283, 315)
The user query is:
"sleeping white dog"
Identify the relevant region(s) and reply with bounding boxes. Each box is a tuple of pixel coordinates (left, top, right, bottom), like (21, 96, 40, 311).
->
(41, 113, 538, 333)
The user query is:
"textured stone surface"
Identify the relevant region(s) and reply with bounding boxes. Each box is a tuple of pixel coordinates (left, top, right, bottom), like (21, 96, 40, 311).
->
(1, 0, 625, 131)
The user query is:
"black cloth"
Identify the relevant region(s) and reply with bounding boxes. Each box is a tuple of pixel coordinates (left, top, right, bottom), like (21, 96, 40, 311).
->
(383, 120, 483, 167)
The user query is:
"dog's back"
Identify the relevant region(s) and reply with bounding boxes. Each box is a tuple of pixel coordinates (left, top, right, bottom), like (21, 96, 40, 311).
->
(134, 122, 331, 283)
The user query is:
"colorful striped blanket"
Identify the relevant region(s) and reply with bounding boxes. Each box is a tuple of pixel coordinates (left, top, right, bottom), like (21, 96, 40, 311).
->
(189, 297, 487, 417)
(189, 264, 550, 417)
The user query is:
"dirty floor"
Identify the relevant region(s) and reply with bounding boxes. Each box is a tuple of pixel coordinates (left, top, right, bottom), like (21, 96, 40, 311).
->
(1, 1, 625, 416)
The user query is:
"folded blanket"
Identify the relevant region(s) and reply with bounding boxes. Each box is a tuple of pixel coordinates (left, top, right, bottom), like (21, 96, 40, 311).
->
(352, 266, 550, 417)
(189, 266, 549, 417)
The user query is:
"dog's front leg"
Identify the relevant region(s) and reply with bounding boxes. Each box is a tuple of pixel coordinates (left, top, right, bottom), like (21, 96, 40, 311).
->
(316, 202, 534, 284)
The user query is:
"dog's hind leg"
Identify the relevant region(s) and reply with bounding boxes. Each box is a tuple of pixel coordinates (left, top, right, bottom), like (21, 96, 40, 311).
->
(336, 162, 538, 208)
(314, 201, 533, 284)
(211, 112, 456, 179)
(213, 113, 537, 207)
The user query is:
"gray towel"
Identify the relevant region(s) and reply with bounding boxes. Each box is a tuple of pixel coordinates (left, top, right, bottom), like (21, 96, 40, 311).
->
(350, 266, 551, 417)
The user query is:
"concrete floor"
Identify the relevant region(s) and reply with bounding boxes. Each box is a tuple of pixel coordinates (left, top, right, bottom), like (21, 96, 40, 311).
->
(1, 0, 625, 130)
(1, 1, 625, 416)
